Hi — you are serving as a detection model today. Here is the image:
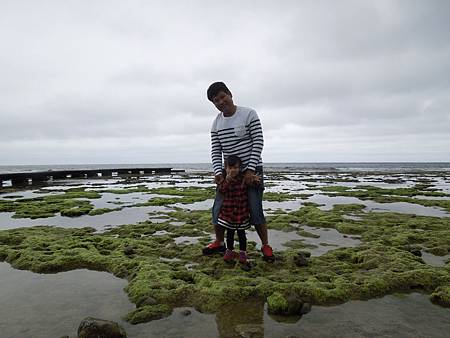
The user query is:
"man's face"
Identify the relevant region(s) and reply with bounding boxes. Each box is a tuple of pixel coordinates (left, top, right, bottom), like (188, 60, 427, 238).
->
(212, 91, 235, 116)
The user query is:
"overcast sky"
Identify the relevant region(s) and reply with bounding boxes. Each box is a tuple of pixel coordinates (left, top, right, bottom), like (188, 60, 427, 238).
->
(1, 0, 449, 165)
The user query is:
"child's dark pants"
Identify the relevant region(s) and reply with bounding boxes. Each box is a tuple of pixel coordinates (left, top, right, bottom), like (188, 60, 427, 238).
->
(226, 229, 247, 251)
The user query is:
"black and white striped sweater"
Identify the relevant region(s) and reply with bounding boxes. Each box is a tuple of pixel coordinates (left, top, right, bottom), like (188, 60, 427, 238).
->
(210, 106, 264, 176)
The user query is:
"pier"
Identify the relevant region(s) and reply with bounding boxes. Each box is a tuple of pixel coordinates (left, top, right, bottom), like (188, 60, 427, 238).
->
(0, 167, 183, 187)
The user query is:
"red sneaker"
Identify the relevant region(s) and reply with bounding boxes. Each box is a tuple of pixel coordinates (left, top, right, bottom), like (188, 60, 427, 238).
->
(223, 249, 238, 263)
(202, 240, 226, 255)
(261, 244, 275, 262)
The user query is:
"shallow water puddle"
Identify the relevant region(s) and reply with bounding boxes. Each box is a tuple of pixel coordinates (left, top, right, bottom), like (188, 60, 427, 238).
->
(88, 192, 181, 209)
(174, 236, 203, 245)
(0, 205, 172, 231)
(421, 251, 450, 267)
(246, 226, 360, 256)
(173, 199, 214, 211)
(297, 225, 361, 256)
(307, 194, 449, 217)
(264, 199, 304, 211)
(246, 229, 303, 251)
(0, 190, 65, 200)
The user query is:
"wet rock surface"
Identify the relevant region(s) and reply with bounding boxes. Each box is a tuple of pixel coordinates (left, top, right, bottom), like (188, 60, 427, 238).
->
(78, 317, 127, 338)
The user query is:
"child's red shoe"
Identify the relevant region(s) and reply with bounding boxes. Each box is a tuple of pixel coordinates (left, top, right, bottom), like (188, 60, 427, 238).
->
(239, 251, 248, 264)
(223, 249, 237, 263)
(239, 251, 252, 271)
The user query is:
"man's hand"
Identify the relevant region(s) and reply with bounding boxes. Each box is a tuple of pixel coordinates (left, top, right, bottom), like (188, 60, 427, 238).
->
(243, 169, 260, 186)
(214, 174, 224, 185)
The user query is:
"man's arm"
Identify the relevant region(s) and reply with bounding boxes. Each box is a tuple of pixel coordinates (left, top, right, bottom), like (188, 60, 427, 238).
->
(211, 130, 223, 181)
(246, 110, 264, 171)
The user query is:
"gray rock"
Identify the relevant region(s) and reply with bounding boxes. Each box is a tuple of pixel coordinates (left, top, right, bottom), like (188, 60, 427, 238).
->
(300, 302, 311, 314)
(294, 252, 309, 267)
(78, 317, 127, 338)
(286, 294, 304, 315)
(181, 309, 192, 316)
(123, 245, 135, 256)
(406, 245, 422, 257)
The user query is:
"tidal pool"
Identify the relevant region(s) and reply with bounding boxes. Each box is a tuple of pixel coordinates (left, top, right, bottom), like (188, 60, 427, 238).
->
(0, 205, 172, 231)
(1, 262, 449, 338)
(2, 171, 450, 337)
(307, 194, 449, 217)
(173, 198, 215, 211)
(421, 251, 450, 267)
(297, 225, 361, 256)
(246, 226, 360, 256)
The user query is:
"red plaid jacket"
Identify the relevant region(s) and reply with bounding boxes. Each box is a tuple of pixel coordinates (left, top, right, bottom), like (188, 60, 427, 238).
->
(218, 176, 250, 226)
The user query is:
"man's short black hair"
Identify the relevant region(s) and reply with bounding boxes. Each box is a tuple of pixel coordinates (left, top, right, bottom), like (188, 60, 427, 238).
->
(207, 82, 232, 102)
(225, 155, 242, 168)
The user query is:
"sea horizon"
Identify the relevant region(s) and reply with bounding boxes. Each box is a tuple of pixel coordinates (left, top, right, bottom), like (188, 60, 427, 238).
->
(1, 161, 450, 174)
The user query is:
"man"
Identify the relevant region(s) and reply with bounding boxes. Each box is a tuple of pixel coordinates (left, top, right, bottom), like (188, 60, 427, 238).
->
(202, 81, 275, 262)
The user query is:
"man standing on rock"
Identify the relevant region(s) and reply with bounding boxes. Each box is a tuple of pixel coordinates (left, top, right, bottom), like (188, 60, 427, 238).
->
(202, 81, 275, 262)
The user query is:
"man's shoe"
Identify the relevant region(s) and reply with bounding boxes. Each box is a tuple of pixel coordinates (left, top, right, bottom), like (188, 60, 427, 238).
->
(223, 249, 238, 263)
(202, 240, 226, 256)
(261, 244, 275, 262)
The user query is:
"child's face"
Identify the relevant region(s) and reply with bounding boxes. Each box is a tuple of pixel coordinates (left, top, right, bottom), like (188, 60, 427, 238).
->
(226, 163, 240, 178)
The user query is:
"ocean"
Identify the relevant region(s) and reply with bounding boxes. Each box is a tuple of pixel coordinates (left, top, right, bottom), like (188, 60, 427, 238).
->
(1, 162, 450, 174)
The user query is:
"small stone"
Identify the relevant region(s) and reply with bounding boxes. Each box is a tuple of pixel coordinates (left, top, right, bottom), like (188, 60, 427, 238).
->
(123, 245, 135, 256)
(294, 252, 309, 267)
(240, 261, 253, 271)
(300, 251, 311, 258)
(181, 309, 191, 316)
(286, 294, 304, 314)
(78, 317, 127, 338)
(300, 302, 311, 314)
(406, 245, 422, 257)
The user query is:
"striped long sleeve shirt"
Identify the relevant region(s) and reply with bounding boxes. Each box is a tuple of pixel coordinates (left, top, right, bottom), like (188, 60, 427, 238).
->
(210, 106, 264, 176)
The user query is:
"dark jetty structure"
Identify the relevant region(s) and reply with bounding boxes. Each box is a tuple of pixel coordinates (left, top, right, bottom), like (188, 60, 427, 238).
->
(0, 167, 184, 187)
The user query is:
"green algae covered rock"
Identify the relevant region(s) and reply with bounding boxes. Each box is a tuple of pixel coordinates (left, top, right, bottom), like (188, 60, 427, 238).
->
(431, 286, 450, 307)
(125, 304, 172, 324)
(78, 317, 127, 338)
(0, 191, 449, 325)
(267, 292, 304, 315)
(267, 292, 289, 314)
(0, 188, 99, 219)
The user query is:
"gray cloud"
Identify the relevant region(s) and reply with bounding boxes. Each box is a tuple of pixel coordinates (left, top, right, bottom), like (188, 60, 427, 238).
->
(1, 0, 449, 164)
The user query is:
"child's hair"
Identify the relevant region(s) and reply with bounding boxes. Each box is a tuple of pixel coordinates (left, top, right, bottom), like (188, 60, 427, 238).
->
(225, 155, 242, 168)
(207, 82, 232, 102)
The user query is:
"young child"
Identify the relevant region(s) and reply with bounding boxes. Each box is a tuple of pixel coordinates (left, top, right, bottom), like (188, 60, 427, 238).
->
(217, 155, 259, 269)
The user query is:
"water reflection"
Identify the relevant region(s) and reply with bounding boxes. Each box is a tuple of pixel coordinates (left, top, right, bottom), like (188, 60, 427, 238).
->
(1, 262, 450, 338)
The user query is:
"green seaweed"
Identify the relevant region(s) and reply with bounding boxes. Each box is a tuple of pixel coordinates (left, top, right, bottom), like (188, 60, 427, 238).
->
(0, 188, 100, 219)
(1, 176, 450, 324)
